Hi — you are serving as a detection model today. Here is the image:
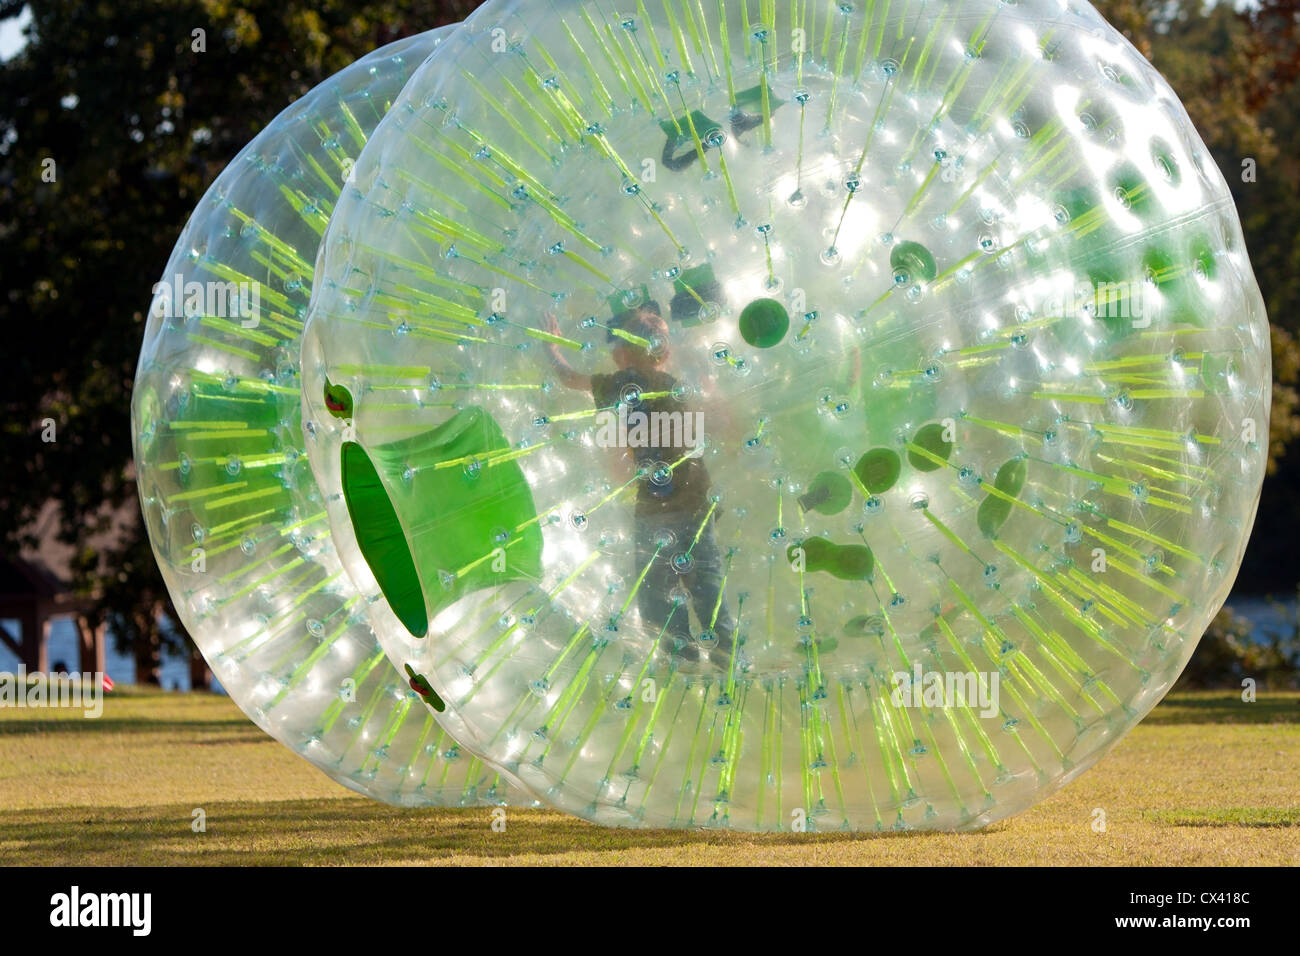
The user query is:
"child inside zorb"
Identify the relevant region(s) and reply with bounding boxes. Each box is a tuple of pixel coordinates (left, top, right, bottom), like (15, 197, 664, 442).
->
(544, 299, 737, 671)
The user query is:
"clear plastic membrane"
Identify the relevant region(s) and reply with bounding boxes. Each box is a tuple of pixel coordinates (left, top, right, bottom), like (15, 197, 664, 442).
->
(218, 0, 1265, 832)
(304, 0, 1269, 831)
(132, 26, 534, 808)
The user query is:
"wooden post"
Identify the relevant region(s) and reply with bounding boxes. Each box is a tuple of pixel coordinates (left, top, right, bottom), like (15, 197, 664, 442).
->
(18, 609, 48, 673)
(0, 620, 21, 661)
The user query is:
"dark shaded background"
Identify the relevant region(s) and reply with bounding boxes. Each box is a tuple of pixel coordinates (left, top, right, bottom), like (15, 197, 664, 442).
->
(1, 0, 1296, 684)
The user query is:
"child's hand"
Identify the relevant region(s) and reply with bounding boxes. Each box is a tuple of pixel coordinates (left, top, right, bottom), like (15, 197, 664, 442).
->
(536, 309, 592, 393)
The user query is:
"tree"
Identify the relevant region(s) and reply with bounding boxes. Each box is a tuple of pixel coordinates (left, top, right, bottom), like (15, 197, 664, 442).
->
(0, 0, 476, 681)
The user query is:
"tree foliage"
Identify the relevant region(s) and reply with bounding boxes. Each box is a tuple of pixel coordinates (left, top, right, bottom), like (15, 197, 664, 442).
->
(0, 0, 475, 679)
(1107, 0, 1300, 589)
(1176, 601, 1300, 690)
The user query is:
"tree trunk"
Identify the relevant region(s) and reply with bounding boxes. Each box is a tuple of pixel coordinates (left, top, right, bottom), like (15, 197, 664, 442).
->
(189, 644, 211, 691)
(76, 615, 107, 677)
(132, 610, 162, 687)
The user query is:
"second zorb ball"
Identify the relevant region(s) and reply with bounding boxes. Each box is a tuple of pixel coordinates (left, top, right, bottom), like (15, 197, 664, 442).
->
(302, 0, 1269, 830)
(132, 27, 530, 808)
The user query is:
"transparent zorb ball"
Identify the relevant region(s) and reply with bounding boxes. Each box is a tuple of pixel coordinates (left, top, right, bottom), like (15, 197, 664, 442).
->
(302, 0, 1268, 830)
(133, 26, 534, 809)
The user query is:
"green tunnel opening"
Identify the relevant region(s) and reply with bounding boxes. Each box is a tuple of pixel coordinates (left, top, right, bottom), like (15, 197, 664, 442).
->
(340, 441, 428, 638)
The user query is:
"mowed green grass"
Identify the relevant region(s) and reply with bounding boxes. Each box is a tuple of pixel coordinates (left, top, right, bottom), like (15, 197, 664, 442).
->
(0, 688, 1295, 865)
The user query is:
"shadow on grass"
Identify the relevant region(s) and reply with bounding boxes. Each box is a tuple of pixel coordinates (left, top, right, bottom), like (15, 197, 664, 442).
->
(1143, 808, 1300, 828)
(0, 717, 260, 736)
(1140, 693, 1299, 726)
(0, 798, 979, 865)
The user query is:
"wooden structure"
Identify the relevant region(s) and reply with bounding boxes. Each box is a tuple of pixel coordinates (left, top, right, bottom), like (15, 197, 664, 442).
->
(0, 555, 107, 675)
(0, 501, 109, 675)
(1, 499, 214, 689)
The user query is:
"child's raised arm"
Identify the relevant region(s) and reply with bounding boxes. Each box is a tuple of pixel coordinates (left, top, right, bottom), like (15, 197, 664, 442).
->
(539, 312, 593, 394)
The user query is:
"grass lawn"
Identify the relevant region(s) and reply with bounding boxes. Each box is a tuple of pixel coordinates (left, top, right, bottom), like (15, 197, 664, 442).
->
(0, 688, 1295, 865)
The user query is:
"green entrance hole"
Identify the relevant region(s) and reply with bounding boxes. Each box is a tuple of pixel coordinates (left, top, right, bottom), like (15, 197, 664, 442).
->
(340, 441, 428, 638)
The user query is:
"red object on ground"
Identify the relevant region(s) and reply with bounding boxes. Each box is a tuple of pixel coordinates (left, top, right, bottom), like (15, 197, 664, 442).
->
(102, 675, 114, 692)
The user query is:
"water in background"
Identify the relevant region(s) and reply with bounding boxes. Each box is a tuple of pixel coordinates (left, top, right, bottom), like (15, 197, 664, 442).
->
(1223, 594, 1299, 641)
(2, 595, 1295, 689)
(0, 617, 225, 693)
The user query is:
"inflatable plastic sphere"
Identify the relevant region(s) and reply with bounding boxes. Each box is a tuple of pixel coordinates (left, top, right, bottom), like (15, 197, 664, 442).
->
(301, 0, 1268, 830)
(132, 28, 534, 808)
